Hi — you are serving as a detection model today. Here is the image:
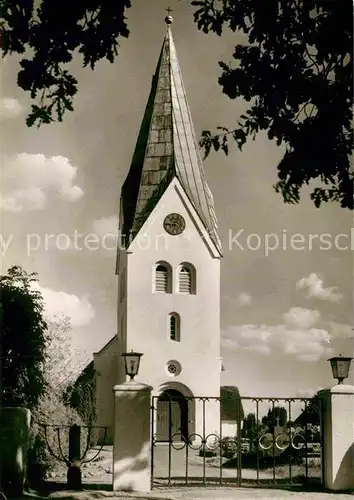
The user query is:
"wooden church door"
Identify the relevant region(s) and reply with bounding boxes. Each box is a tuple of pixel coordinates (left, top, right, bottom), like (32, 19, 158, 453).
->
(156, 400, 181, 441)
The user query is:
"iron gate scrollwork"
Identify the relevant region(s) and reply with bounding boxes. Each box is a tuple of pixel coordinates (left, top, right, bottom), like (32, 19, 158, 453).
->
(151, 395, 324, 489)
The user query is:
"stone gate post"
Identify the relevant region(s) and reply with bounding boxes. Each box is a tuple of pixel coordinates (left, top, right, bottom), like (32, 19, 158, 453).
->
(0, 407, 31, 496)
(321, 384, 354, 491)
(113, 380, 152, 492)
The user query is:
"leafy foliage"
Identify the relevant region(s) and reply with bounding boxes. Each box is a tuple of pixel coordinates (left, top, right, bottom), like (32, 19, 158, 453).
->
(43, 315, 87, 389)
(0, 267, 89, 482)
(1, 0, 131, 126)
(27, 316, 89, 483)
(28, 390, 85, 468)
(2, 0, 352, 208)
(193, 0, 353, 209)
(261, 405, 287, 430)
(220, 436, 237, 458)
(63, 362, 96, 425)
(220, 385, 244, 420)
(0, 266, 47, 410)
(295, 392, 324, 426)
(27, 389, 87, 488)
(242, 412, 262, 446)
(242, 412, 257, 434)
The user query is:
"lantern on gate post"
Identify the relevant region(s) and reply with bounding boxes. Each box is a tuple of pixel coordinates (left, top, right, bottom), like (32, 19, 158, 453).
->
(121, 350, 143, 381)
(328, 354, 353, 384)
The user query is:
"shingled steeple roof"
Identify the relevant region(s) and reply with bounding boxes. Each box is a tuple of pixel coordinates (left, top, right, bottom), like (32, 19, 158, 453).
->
(120, 17, 221, 252)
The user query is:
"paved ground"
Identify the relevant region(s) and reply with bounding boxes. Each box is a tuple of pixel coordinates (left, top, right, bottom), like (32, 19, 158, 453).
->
(38, 446, 353, 500)
(37, 486, 354, 500)
(152, 444, 275, 482)
(66, 445, 317, 484)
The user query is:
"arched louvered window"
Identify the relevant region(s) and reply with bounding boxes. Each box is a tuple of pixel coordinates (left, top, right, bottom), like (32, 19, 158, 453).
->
(154, 262, 171, 293)
(169, 313, 180, 342)
(178, 264, 195, 294)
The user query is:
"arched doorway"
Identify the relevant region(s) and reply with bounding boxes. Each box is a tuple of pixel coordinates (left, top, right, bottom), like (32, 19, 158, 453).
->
(156, 389, 189, 442)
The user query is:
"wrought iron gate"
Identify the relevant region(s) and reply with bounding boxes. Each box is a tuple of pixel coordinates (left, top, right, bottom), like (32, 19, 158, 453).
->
(151, 396, 324, 489)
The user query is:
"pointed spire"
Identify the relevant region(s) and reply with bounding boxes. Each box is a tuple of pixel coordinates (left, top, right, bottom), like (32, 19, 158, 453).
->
(120, 17, 221, 252)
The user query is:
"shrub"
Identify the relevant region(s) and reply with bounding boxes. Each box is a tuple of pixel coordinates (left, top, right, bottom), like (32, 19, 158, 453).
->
(26, 315, 92, 488)
(26, 388, 86, 488)
(0, 266, 48, 411)
(221, 437, 237, 458)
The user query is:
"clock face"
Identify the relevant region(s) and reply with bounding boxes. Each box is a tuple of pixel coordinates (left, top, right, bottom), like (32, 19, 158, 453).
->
(163, 213, 186, 235)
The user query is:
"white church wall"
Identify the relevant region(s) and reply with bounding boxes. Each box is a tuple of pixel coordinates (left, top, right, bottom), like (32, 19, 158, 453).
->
(221, 420, 237, 438)
(94, 23, 224, 450)
(117, 250, 128, 385)
(124, 179, 221, 425)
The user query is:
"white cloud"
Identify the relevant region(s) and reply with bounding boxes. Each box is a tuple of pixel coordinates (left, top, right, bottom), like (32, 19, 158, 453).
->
(221, 324, 273, 355)
(240, 325, 273, 343)
(1, 188, 47, 212)
(296, 273, 342, 303)
(282, 327, 332, 361)
(0, 153, 84, 212)
(237, 292, 252, 306)
(221, 307, 333, 362)
(0, 97, 23, 119)
(283, 307, 320, 330)
(33, 284, 95, 327)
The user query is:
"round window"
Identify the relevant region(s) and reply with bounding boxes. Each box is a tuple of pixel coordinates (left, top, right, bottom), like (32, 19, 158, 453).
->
(166, 360, 182, 377)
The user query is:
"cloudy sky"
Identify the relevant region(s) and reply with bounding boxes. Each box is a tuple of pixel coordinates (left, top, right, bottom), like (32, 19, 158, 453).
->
(1, 0, 353, 398)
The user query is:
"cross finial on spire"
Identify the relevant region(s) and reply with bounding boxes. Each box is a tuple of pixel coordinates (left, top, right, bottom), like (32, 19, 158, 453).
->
(165, 7, 174, 25)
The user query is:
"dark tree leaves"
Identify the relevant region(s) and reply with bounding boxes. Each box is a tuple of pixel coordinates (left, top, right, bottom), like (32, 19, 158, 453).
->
(193, 0, 353, 209)
(2, 0, 352, 208)
(0, 266, 48, 410)
(295, 392, 323, 426)
(261, 406, 288, 431)
(1, 0, 131, 127)
(63, 363, 96, 425)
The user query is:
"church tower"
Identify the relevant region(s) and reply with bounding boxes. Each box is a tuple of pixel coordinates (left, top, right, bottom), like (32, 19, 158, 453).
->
(116, 15, 222, 439)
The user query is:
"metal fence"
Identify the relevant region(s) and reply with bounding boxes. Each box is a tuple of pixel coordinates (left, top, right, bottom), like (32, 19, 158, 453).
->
(150, 396, 324, 489)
